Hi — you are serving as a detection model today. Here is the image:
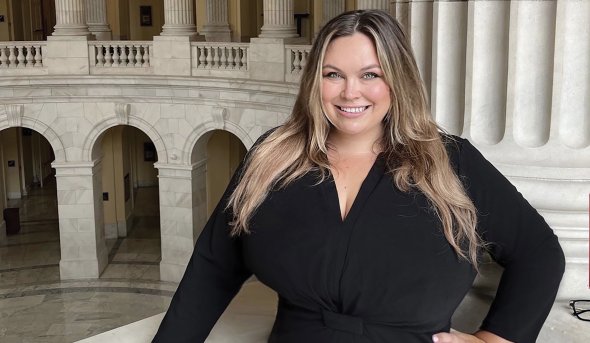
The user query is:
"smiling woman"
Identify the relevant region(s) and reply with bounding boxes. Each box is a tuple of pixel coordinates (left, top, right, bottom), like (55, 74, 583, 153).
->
(153, 10, 564, 343)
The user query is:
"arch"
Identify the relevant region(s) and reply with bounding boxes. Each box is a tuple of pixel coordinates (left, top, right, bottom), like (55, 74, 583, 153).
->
(0, 116, 67, 163)
(83, 115, 168, 163)
(185, 119, 254, 165)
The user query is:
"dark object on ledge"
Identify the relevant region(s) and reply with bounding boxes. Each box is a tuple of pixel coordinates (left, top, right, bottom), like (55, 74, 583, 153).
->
(4, 207, 20, 235)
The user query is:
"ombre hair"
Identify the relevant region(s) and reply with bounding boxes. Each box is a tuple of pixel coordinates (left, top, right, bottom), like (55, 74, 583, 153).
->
(228, 10, 482, 268)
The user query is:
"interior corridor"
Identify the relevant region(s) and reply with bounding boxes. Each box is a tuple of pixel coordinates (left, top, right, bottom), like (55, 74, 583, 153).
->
(0, 179, 174, 343)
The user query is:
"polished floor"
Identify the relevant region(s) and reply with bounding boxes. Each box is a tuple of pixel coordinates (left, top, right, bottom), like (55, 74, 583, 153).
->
(0, 179, 174, 343)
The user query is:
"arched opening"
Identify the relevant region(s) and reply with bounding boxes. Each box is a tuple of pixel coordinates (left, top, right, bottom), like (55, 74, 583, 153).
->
(95, 125, 161, 280)
(0, 127, 58, 283)
(191, 130, 247, 236)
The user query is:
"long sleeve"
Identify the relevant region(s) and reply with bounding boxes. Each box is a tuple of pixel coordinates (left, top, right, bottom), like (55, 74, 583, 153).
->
(152, 181, 252, 342)
(456, 138, 565, 342)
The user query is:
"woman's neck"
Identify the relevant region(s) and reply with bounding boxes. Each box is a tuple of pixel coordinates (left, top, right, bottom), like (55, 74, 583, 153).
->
(327, 130, 383, 156)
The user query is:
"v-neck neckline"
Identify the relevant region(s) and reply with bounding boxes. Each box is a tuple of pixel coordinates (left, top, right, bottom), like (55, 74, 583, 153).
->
(323, 155, 384, 225)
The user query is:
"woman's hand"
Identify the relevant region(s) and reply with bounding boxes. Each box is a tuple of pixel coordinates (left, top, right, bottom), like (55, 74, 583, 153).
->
(432, 329, 513, 343)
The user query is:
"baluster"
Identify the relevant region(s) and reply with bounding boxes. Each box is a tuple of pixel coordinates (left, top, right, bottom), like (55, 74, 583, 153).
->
(213, 47, 220, 68)
(198, 46, 206, 68)
(301, 50, 308, 70)
(0, 47, 6, 68)
(34, 45, 43, 67)
(292, 50, 301, 73)
(227, 47, 235, 69)
(8, 46, 17, 68)
(240, 48, 247, 70)
(207, 46, 213, 68)
(127, 44, 136, 67)
(16, 46, 25, 68)
(134, 44, 142, 67)
(25, 46, 34, 68)
(120, 44, 128, 66)
(220, 47, 227, 69)
(96, 44, 105, 66)
(104, 44, 112, 66)
(143, 45, 150, 67)
(112, 45, 120, 67)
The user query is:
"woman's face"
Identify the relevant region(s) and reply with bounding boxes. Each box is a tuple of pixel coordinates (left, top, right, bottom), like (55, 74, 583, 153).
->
(321, 33, 391, 142)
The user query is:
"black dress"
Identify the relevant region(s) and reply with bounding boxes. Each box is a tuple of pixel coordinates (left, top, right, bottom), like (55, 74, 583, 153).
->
(153, 135, 565, 343)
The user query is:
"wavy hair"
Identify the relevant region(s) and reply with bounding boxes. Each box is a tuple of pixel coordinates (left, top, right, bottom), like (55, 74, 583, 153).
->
(227, 10, 482, 267)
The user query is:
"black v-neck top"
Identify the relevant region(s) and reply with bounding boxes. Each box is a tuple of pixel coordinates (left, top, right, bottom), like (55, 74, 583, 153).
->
(153, 134, 565, 343)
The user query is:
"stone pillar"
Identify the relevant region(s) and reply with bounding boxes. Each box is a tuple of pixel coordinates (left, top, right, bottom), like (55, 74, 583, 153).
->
(465, 0, 509, 144)
(259, 0, 298, 38)
(357, 0, 390, 11)
(160, 0, 198, 38)
(507, 0, 555, 148)
(322, 0, 345, 25)
(157, 163, 201, 282)
(85, 0, 112, 40)
(53, 161, 108, 279)
(201, 0, 232, 42)
(52, 0, 91, 36)
(431, 0, 468, 135)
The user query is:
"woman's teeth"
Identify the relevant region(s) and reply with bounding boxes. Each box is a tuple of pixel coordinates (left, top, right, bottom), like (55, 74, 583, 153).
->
(338, 106, 368, 113)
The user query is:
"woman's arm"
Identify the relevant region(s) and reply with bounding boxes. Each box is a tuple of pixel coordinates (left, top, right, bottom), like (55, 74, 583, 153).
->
(432, 329, 512, 343)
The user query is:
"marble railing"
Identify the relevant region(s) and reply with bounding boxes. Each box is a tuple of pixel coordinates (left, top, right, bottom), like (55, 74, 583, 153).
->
(285, 45, 311, 83)
(89, 41, 153, 75)
(0, 42, 46, 74)
(190, 42, 249, 78)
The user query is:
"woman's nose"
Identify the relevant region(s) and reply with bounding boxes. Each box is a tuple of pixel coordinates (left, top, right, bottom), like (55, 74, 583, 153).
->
(341, 79, 361, 100)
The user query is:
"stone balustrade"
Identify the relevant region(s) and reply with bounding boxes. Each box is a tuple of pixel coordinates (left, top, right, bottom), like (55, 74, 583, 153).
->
(0, 42, 47, 74)
(191, 42, 249, 78)
(285, 45, 310, 82)
(89, 41, 153, 75)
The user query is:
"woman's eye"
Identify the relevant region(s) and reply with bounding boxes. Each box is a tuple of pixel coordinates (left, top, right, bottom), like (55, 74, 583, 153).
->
(324, 72, 342, 79)
(362, 72, 379, 79)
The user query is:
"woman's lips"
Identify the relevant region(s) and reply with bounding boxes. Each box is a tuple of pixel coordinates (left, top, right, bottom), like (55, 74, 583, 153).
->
(336, 105, 370, 118)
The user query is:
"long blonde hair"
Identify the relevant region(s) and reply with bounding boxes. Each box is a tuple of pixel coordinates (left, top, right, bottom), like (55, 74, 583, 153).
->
(228, 10, 482, 267)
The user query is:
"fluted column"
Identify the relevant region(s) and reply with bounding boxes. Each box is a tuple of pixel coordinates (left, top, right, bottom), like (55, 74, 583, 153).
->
(201, 0, 232, 42)
(52, 0, 91, 36)
(431, 0, 468, 135)
(357, 0, 390, 11)
(161, 0, 198, 37)
(507, 0, 555, 147)
(85, 0, 112, 40)
(259, 0, 298, 38)
(465, 0, 509, 144)
(322, 0, 345, 25)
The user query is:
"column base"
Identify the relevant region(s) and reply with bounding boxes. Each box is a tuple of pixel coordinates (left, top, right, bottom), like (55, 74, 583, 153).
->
(60, 256, 107, 279)
(52, 24, 93, 37)
(160, 261, 187, 283)
(259, 25, 299, 39)
(201, 24, 232, 42)
(88, 24, 112, 40)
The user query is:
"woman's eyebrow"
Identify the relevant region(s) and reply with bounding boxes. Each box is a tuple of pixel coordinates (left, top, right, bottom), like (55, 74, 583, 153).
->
(322, 64, 382, 72)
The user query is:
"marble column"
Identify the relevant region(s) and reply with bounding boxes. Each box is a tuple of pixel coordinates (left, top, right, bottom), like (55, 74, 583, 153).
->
(357, 0, 390, 11)
(431, 0, 468, 135)
(52, 0, 91, 36)
(322, 0, 345, 25)
(157, 163, 202, 282)
(201, 0, 232, 42)
(85, 0, 112, 40)
(53, 161, 108, 279)
(507, 0, 555, 148)
(160, 0, 198, 38)
(465, 0, 509, 144)
(259, 0, 298, 38)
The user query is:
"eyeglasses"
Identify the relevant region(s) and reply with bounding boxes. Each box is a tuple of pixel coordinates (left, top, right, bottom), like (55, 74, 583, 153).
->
(569, 300, 590, 321)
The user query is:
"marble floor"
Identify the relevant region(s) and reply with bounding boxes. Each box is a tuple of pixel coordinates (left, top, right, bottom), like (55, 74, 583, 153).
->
(0, 179, 174, 343)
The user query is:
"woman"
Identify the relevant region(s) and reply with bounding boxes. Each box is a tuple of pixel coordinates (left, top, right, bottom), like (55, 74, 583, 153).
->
(153, 10, 564, 343)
